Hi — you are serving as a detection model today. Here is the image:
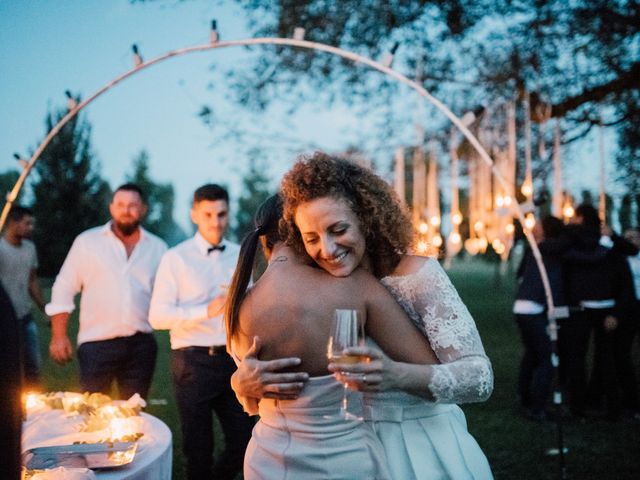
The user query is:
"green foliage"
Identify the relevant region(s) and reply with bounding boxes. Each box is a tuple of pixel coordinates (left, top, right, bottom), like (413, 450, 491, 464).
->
(0, 169, 21, 204)
(125, 150, 186, 246)
(30, 104, 111, 277)
(232, 153, 273, 242)
(226, 0, 639, 193)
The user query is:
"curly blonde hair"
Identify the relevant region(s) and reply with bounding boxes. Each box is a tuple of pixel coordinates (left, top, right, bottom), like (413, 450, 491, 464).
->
(280, 152, 414, 278)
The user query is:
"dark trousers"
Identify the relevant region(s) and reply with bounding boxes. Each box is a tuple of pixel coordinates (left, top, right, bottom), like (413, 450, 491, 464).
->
(558, 311, 595, 415)
(516, 313, 553, 414)
(587, 307, 621, 417)
(615, 315, 639, 412)
(77, 332, 157, 400)
(20, 313, 42, 387)
(172, 348, 254, 480)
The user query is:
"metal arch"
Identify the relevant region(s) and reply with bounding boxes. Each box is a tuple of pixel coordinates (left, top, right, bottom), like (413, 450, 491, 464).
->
(2, 36, 555, 317)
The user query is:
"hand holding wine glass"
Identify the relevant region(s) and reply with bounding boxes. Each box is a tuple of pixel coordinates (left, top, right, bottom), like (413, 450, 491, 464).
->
(327, 309, 367, 419)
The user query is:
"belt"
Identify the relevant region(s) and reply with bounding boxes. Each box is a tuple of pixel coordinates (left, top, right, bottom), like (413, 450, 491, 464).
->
(176, 345, 228, 356)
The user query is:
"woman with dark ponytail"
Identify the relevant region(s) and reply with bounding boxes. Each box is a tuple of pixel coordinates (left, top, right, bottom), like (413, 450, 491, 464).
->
(224, 194, 437, 479)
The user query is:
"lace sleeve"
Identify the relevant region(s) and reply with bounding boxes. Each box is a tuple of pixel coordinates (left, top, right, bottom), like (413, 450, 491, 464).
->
(383, 258, 494, 404)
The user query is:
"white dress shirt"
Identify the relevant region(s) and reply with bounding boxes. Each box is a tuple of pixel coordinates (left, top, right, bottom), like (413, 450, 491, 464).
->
(149, 232, 240, 349)
(45, 223, 167, 345)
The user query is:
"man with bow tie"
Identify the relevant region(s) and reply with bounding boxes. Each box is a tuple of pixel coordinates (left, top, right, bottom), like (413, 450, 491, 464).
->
(150, 183, 253, 480)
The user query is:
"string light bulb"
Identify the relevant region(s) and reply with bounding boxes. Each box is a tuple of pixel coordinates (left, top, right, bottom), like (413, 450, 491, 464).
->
(13, 152, 28, 169)
(563, 203, 575, 221)
(521, 180, 533, 198)
(210, 19, 219, 43)
(293, 27, 305, 40)
(417, 240, 428, 254)
(418, 222, 428, 234)
(381, 41, 399, 68)
(65, 90, 77, 110)
(452, 212, 463, 225)
(432, 234, 443, 248)
(429, 215, 441, 227)
(524, 213, 536, 230)
(132, 44, 143, 67)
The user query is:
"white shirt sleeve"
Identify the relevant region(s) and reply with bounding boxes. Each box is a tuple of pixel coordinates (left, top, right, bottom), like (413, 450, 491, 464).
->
(148, 251, 210, 330)
(45, 236, 84, 316)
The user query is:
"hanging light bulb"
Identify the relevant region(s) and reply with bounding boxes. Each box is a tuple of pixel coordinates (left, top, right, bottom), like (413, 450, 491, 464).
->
(13, 152, 28, 169)
(432, 234, 443, 248)
(524, 213, 536, 230)
(210, 19, 220, 43)
(132, 44, 143, 67)
(65, 90, 77, 110)
(418, 222, 428, 234)
(505, 223, 515, 235)
(495, 195, 504, 208)
(478, 237, 488, 253)
(381, 41, 400, 68)
(449, 232, 461, 245)
(474, 220, 485, 233)
(464, 238, 479, 256)
(429, 215, 441, 227)
(563, 203, 575, 221)
(492, 238, 506, 255)
(521, 180, 533, 198)
(504, 195, 513, 207)
(293, 27, 305, 40)
(452, 211, 463, 225)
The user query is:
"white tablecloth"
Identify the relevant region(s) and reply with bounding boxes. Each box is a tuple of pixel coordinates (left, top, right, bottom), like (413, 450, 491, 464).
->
(23, 409, 172, 480)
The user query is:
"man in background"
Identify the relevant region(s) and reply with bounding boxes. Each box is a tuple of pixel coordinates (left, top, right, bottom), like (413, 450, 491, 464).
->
(0, 205, 46, 388)
(46, 184, 167, 399)
(150, 184, 253, 480)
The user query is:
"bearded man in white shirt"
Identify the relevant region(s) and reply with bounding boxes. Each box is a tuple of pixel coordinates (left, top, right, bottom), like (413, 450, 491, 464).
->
(149, 184, 253, 480)
(46, 183, 167, 400)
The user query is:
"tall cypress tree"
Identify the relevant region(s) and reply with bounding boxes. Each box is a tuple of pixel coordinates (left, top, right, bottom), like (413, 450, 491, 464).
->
(31, 104, 111, 277)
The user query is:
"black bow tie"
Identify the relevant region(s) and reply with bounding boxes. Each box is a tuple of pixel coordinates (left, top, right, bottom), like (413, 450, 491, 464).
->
(207, 244, 226, 254)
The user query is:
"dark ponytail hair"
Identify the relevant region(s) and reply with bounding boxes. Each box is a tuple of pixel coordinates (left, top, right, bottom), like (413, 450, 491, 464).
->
(225, 194, 283, 348)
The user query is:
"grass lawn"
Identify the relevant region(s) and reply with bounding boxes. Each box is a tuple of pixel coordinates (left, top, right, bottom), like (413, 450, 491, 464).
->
(33, 257, 639, 479)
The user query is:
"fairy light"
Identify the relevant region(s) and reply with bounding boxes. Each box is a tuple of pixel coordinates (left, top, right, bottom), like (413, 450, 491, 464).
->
(474, 220, 485, 233)
(449, 232, 461, 244)
(521, 180, 533, 198)
(563, 203, 574, 220)
(132, 44, 143, 67)
(505, 223, 515, 234)
(432, 234, 443, 247)
(495, 195, 504, 208)
(418, 222, 428, 234)
(504, 195, 512, 207)
(464, 238, 479, 256)
(478, 237, 488, 252)
(451, 212, 463, 225)
(210, 19, 219, 43)
(429, 215, 441, 227)
(417, 240, 428, 253)
(524, 213, 536, 230)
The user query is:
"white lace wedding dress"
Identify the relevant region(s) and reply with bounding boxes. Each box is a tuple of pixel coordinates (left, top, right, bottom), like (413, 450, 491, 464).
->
(365, 257, 494, 480)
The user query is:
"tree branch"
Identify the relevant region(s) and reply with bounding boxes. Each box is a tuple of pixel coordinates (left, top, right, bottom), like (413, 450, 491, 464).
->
(544, 61, 640, 118)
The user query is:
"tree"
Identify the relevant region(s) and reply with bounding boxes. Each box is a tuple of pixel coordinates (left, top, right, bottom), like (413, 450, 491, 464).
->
(0, 169, 21, 207)
(232, 152, 273, 243)
(126, 150, 187, 246)
(225, 0, 639, 188)
(31, 104, 112, 277)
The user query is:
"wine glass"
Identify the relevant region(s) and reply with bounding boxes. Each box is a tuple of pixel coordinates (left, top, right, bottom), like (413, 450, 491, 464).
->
(327, 309, 365, 420)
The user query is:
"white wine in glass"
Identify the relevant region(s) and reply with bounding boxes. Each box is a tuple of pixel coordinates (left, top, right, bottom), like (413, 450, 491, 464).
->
(327, 309, 365, 420)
